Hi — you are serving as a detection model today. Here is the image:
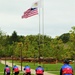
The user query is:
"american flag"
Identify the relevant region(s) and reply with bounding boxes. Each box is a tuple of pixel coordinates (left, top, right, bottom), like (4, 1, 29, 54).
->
(22, 8, 38, 18)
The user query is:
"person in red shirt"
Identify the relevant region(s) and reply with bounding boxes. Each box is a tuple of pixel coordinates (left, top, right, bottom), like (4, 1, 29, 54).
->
(13, 65, 19, 75)
(23, 65, 31, 75)
(60, 59, 73, 75)
(35, 66, 44, 75)
(4, 65, 10, 75)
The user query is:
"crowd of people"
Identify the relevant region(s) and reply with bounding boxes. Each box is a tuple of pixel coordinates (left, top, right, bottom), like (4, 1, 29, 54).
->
(4, 65, 44, 75)
(4, 59, 74, 75)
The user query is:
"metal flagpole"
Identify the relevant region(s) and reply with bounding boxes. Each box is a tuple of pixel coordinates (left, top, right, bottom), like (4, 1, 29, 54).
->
(42, 0, 44, 66)
(38, 0, 41, 64)
(38, 0, 44, 64)
(42, 0, 44, 41)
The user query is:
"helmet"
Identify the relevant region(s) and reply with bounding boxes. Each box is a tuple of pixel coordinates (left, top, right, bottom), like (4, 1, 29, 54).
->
(64, 59, 69, 64)
(38, 66, 41, 67)
(6, 65, 8, 67)
(14, 65, 16, 67)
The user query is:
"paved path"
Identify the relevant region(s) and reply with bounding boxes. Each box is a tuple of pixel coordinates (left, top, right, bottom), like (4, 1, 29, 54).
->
(0, 60, 55, 75)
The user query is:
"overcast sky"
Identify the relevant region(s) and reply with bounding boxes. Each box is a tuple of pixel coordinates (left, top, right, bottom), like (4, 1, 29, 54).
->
(0, 0, 75, 38)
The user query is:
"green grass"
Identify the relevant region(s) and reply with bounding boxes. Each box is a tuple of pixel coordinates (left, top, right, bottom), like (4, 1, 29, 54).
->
(0, 62, 34, 75)
(3, 60, 75, 75)
(8, 60, 60, 70)
(0, 63, 5, 72)
(9, 60, 74, 71)
(49, 71, 60, 75)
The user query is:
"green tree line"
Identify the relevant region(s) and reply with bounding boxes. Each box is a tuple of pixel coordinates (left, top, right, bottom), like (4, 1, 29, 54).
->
(0, 26, 75, 61)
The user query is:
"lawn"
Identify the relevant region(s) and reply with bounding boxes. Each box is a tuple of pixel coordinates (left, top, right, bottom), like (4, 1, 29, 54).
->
(0, 62, 34, 75)
(8, 60, 74, 71)
(8, 60, 63, 71)
(1, 60, 75, 75)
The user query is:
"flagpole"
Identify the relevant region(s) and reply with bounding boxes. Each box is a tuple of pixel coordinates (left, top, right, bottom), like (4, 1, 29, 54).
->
(38, 0, 44, 64)
(38, 0, 41, 64)
(42, 0, 44, 40)
(42, 0, 44, 67)
(39, 0, 41, 64)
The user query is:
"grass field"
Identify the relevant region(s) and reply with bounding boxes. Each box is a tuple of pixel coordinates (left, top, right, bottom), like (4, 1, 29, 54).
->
(1, 60, 75, 75)
(9, 60, 74, 70)
(8, 60, 63, 71)
(0, 62, 34, 75)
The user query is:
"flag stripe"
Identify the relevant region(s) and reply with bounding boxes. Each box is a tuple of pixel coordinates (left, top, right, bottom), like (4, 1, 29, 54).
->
(22, 8, 38, 18)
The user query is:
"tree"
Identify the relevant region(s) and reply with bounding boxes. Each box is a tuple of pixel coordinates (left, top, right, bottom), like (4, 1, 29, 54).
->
(69, 26, 75, 58)
(58, 33, 70, 43)
(9, 31, 19, 44)
(0, 29, 6, 57)
(50, 38, 64, 62)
